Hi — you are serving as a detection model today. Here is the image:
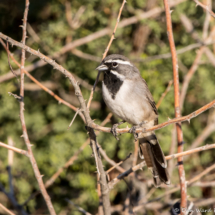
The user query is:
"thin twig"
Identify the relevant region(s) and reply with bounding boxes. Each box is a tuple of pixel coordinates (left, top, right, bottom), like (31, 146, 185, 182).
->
(68, 108, 82, 129)
(188, 163, 215, 184)
(156, 80, 173, 109)
(97, 174, 104, 215)
(23, 113, 113, 208)
(180, 47, 205, 109)
(87, 0, 126, 108)
(0, 203, 15, 215)
(0, 0, 186, 84)
(19, 1, 56, 214)
(106, 153, 132, 174)
(0, 142, 29, 157)
(0, 38, 85, 123)
(189, 122, 215, 150)
(0, 33, 213, 134)
(180, 13, 215, 67)
(108, 142, 215, 189)
(0, 183, 27, 215)
(133, 42, 210, 63)
(90, 99, 215, 134)
(8, 92, 21, 101)
(66, 199, 92, 215)
(6, 42, 18, 80)
(202, 0, 211, 40)
(2, 30, 215, 214)
(192, 0, 215, 18)
(71, 49, 101, 62)
(134, 157, 215, 212)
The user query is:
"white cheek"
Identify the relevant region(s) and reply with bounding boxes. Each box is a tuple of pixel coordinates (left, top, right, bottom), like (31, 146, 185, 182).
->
(110, 70, 125, 80)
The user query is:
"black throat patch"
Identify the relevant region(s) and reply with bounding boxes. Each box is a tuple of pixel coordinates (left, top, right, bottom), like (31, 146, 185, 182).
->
(104, 71, 123, 99)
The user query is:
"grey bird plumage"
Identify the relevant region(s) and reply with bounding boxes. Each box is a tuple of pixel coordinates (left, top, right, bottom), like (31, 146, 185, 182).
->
(96, 54, 170, 187)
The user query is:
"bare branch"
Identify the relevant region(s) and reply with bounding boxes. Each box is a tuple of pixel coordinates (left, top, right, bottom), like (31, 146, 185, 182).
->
(90, 99, 215, 135)
(192, 0, 215, 18)
(163, 0, 187, 211)
(0, 203, 15, 215)
(0, 141, 29, 157)
(0, 0, 186, 85)
(66, 199, 92, 215)
(202, 0, 211, 40)
(19, 1, 56, 214)
(0, 38, 86, 123)
(87, 0, 127, 108)
(0, 33, 214, 134)
(180, 47, 205, 109)
(133, 42, 208, 63)
(71, 49, 101, 62)
(105, 153, 131, 174)
(156, 80, 173, 109)
(107, 143, 215, 190)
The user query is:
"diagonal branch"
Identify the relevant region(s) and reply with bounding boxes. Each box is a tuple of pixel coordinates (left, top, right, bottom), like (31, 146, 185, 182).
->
(0, 32, 215, 135)
(87, 0, 127, 108)
(108, 143, 215, 189)
(0, 203, 15, 215)
(180, 47, 205, 109)
(192, 0, 215, 18)
(0, 0, 186, 85)
(156, 80, 173, 109)
(0, 142, 29, 157)
(0, 38, 85, 123)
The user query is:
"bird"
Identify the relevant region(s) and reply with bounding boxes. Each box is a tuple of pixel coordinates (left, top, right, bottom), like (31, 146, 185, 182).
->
(96, 54, 170, 187)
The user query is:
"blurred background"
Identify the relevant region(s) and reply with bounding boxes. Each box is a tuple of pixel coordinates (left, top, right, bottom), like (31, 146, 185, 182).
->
(0, 0, 215, 214)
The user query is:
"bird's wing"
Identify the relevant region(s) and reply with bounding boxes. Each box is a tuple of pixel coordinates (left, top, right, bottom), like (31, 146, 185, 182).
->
(141, 78, 158, 117)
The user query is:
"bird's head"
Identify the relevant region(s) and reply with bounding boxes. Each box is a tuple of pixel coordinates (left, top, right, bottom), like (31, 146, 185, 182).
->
(96, 54, 139, 79)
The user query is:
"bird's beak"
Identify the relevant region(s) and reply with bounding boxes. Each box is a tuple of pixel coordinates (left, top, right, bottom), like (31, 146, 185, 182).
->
(96, 64, 108, 71)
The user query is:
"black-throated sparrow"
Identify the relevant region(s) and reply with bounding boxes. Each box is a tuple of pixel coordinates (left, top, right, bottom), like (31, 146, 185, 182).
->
(96, 54, 170, 187)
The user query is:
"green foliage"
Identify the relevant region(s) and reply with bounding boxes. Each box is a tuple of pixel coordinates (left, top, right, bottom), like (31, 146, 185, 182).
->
(0, 0, 215, 214)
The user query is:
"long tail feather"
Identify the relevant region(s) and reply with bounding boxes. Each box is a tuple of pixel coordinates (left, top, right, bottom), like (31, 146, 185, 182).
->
(139, 132, 170, 187)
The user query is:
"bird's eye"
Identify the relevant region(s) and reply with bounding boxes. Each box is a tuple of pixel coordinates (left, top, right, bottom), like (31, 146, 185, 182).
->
(112, 62, 118, 67)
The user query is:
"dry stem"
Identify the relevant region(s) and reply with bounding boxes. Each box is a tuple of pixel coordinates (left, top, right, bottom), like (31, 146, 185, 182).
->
(163, 0, 187, 211)
(180, 47, 205, 109)
(156, 80, 173, 109)
(0, 38, 85, 123)
(192, 0, 215, 18)
(0, 0, 186, 85)
(108, 143, 215, 189)
(87, 0, 127, 108)
(0, 142, 29, 157)
(19, 1, 56, 214)
(0, 203, 15, 215)
(1, 32, 215, 135)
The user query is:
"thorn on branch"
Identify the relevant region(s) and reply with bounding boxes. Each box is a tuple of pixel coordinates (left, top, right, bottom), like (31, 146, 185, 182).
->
(68, 109, 83, 129)
(8, 92, 22, 101)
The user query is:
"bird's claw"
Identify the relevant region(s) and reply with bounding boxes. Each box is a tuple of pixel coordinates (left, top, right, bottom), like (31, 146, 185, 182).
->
(111, 125, 120, 140)
(129, 126, 138, 140)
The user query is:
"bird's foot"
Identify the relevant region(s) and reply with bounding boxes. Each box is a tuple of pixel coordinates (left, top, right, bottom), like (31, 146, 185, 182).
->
(129, 121, 147, 141)
(111, 121, 125, 140)
(129, 126, 139, 140)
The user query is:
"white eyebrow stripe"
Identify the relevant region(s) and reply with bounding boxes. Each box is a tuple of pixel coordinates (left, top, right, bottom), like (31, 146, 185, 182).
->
(110, 70, 126, 80)
(104, 59, 133, 66)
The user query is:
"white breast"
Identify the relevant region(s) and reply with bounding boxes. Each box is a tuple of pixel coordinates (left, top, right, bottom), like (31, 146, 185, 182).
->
(102, 80, 145, 125)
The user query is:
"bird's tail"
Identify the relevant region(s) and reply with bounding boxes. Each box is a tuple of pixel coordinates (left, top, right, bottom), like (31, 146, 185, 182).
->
(138, 132, 170, 187)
